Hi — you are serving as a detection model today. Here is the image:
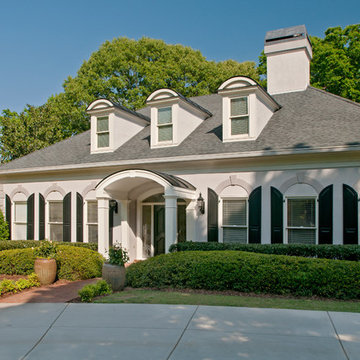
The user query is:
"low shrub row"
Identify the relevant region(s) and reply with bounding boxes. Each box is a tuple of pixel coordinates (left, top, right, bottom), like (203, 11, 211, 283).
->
(127, 251, 360, 299)
(169, 242, 360, 261)
(0, 240, 98, 252)
(0, 273, 40, 296)
(0, 246, 103, 280)
(78, 280, 112, 302)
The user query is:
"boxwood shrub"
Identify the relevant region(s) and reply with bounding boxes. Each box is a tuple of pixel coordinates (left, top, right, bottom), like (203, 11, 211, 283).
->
(0, 240, 97, 252)
(55, 246, 104, 280)
(126, 251, 360, 299)
(0, 246, 104, 280)
(0, 248, 36, 275)
(169, 242, 360, 261)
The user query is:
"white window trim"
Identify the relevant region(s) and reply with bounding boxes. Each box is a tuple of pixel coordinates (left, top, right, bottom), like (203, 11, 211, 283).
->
(96, 116, 110, 149)
(13, 201, 27, 240)
(219, 197, 249, 244)
(284, 196, 318, 245)
(48, 200, 63, 242)
(156, 106, 173, 145)
(229, 97, 250, 137)
(86, 200, 98, 244)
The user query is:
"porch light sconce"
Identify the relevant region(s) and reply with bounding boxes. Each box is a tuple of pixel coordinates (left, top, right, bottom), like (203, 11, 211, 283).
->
(109, 199, 118, 214)
(197, 193, 205, 215)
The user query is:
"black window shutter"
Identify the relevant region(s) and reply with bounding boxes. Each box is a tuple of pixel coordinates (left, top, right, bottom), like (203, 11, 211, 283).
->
(109, 205, 114, 248)
(248, 186, 261, 243)
(39, 194, 45, 240)
(63, 192, 71, 242)
(27, 194, 35, 240)
(207, 188, 218, 242)
(343, 184, 358, 244)
(271, 186, 283, 244)
(76, 193, 83, 242)
(5, 194, 11, 240)
(318, 185, 333, 244)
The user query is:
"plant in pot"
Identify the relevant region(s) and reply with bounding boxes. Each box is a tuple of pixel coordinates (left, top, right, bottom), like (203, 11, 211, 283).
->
(33, 241, 58, 285)
(102, 244, 129, 291)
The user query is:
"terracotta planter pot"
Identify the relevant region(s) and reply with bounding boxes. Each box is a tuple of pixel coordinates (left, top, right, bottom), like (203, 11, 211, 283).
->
(102, 263, 126, 291)
(34, 258, 57, 285)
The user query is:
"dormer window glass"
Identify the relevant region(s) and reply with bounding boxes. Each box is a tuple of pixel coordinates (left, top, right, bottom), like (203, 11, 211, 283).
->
(157, 107, 172, 142)
(97, 116, 109, 148)
(230, 97, 249, 135)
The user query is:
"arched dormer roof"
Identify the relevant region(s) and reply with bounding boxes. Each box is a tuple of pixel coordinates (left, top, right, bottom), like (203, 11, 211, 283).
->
(146, 89, 179, 102)
(86, 99, 150, 122)
(146, 88, 212, 118)
(218, 76, 258, 91)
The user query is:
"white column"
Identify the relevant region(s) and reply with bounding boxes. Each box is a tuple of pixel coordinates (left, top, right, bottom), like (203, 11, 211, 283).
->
(164, 195, 177, 253)
(97, 197, 110, 257)
(119, 200, 130, 251)
(186, 200, 197, 242)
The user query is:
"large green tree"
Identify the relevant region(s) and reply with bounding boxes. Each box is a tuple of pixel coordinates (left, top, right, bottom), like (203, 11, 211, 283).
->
(258, 24, 360, 103)
(311, 24, 360, 102)
(0, 37, 258, 163)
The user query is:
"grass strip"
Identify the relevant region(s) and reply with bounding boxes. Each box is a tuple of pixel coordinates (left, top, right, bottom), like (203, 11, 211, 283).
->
(94, 288, 360, 313)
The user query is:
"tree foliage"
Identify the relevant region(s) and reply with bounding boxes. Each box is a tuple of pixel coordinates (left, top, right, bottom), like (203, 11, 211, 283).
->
(0, 37, 258, 163)
(258, 24, 360, 103)
(311, 24, 360, 103)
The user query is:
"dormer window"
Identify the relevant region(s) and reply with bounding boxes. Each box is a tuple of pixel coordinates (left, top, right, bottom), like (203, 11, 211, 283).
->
(218, 76, 280, 142)
(158, 107, 173, 142)
(97, 116, 109, 148)
(87, 99, 149, 154)
(147, 89, 211, 149)
(230, 97, 249, 136)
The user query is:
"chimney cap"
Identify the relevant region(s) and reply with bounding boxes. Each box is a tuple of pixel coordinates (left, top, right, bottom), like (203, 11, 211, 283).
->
(265, 25, 310, 45)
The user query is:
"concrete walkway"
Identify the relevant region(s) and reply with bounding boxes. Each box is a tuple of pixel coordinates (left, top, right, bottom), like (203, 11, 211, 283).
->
(0, 303, 359, 360)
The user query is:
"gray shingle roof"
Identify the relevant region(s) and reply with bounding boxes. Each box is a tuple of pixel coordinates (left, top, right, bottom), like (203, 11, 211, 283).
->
(1, 86, 360, 172)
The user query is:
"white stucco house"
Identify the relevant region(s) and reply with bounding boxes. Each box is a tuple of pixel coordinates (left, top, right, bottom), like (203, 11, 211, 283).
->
(1, 25, 359, 261)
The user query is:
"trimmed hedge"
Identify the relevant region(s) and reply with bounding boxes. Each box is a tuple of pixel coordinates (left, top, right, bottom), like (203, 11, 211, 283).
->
(169, 242, 360, 261)
(56, 246, 104, 281)
(0, 248, 36, 275)
(0, 246, 104, 280)
(127, 251, 360, 299)
(0, 240, 98, 252)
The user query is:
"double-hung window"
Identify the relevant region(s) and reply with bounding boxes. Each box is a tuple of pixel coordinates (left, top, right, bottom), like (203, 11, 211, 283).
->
(97, 116, 109, 148)
(287, 198, 316, 244)
(222, 199, 247, 243)
(157, 107, 172, 142)
(14, 202, 27, 240)
(49, 201, 63, 241)
(87, 201, 98, 244)
(230, 97, 249, 136)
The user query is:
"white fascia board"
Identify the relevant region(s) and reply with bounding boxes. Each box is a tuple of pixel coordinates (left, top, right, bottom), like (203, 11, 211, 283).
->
(0, 144, 360, 176)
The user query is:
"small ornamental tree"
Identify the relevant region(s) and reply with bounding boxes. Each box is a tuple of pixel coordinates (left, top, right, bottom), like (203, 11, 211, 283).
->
(0, 210, 9, 240)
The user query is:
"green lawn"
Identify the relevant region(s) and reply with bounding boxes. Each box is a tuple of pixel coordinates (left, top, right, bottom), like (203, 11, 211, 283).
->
(94, 288, 360, 312)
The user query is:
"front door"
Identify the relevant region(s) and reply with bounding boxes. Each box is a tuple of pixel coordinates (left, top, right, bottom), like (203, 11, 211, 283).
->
(154, 205, 165, 256)
(142, 196, 186, 257)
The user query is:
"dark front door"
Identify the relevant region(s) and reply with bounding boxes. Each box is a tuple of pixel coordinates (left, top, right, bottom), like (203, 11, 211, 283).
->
(154, 205, 165, 255)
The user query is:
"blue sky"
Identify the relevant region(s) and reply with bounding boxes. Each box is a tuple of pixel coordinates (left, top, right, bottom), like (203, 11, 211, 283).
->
(1, 0, 359, 113)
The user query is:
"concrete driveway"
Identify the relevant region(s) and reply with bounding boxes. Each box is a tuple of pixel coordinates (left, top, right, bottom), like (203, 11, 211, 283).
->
(0, 303, 359, 359)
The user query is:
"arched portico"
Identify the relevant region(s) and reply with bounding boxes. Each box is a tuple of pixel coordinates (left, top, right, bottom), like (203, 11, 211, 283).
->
(95, 169, 197, 258)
